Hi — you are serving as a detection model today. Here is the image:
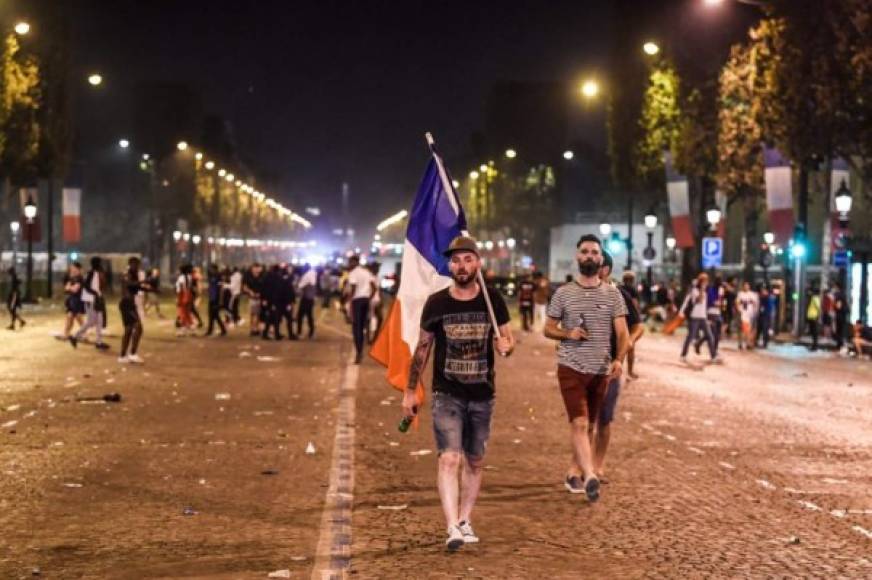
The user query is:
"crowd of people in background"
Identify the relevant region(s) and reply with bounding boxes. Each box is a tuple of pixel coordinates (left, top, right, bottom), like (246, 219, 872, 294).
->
(2, 254, 386, 366)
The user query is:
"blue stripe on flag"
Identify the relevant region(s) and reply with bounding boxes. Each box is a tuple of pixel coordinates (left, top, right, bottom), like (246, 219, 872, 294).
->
(763, 146, 790, 168)
(406, 158, 467, 276)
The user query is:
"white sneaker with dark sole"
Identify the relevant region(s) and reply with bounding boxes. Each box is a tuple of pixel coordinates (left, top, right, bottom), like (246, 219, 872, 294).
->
(445, 525, 464, 551)
(458, 520, 479, 544)
(564, 475, 585, 494)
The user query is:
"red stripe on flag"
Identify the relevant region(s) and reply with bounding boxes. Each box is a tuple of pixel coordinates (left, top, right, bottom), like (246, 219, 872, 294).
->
(370, 299, 425, 424)
(769, 208, 794, 246)
(63, 215, 81, 243)
(672, 215, 694, 249)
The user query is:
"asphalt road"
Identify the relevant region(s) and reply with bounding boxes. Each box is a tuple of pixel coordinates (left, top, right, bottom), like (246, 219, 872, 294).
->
(1, 301, 870, 579)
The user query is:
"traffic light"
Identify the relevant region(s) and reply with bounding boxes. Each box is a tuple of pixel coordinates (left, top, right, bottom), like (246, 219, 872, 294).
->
(607, 232, 625, 254)
(789, 239, 807, 259)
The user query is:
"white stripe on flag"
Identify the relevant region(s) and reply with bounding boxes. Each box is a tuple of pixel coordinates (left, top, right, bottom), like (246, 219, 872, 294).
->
(397, 240, 451, 350)
(765, 166, 793, 211)
(667, 180, 690, 216)
(62, 188, 81, 217)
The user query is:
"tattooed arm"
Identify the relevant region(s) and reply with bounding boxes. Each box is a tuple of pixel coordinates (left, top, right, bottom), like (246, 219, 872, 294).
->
(402, 330, 435, 417)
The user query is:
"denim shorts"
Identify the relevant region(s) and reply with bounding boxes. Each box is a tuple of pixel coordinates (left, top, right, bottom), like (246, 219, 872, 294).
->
(431, 391, 494, 459)
(598, 377, 621, 426)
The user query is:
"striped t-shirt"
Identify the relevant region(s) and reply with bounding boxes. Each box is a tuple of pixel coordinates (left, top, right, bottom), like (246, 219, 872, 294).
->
(547, 280, 627, 375)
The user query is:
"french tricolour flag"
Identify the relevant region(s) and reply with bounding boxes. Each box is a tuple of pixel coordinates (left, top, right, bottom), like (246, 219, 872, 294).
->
(370, 146, 466, 399)
(764, 146, 794, 245)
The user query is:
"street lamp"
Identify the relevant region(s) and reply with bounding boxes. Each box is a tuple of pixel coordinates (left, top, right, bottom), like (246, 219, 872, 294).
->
(10, 221, 20, 266)
(87, 73, 103, 87)
(205, 160, 215, 170)
(14, 21, 30, 35)
(834, 179, 852, 226)
(563, 150, 575, 161)
(505, 148, 517, 159)
(644, 211, 658, 287)
(599, 223, 612, 236)
(469, 170, 479, 180)
(580, 79, 599, 99)
(23, 195, 37, 302)
(118, 139, 130, 149)
(763, 231, 775, 245)
(643, 41, 660, 56)
(666, 236, 676, 250)
(176, 141, 188, 151)
(706, 206, 722, 231)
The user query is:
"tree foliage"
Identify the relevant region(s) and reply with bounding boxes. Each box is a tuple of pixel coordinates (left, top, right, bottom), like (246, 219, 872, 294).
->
(0, 33, 41, 184)
(634, 62, 681, 189)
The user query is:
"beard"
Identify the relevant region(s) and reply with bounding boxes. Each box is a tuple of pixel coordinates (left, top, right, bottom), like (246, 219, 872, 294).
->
(578, 259, 599, 277)
(451, 268, 477, 287)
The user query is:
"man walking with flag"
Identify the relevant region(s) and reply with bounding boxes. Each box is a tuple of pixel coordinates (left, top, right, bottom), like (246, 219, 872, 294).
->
(371, 133, 513, 551)
(402, 236, 513, 550)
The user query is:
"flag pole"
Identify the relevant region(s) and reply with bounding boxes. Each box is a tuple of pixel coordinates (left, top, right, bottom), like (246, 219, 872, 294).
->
(425, 132, 503, 341)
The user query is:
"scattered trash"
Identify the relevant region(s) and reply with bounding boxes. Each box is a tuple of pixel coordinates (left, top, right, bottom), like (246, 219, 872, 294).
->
(261, 469, 280, 476)
(545, 371, 556, 377)
(267, 570, 291, 579)
(254, 410, 274, 416)
(215, 393, 231, 401)
(3, 404, 21, 412)
(797, 500, 821, 511)
(198, 479, 206, 485)
(853, 525, 872, 540)
(238, 351, 252, 358)
(63, 483, 83, 488)
(51, 441, 64, 447)
(290, 556, 307, 562)
(821, 477, 848, 484)
(305, 442, 316, 455)
(64, 381, 81, 388)
(755, 479, 776, 490)
(182, 506, 197, 516)
(76, 393, 122, 403)
(2, 420, 18, 429)
(105, 378, 115, 384)
(388, 441, 399, 447)
(787, 535, 801, 545)
(257, 356, 280, 362)
(409, 449, 432, 456)
(512, 439, 522, 444)
(515, 426, 526, 431)
(831, 509, 846, 518)
(377, 504, 408, 510)
(718, 461, 736, 470)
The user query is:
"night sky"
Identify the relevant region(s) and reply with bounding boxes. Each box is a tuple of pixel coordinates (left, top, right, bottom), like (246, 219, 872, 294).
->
(65, 0, 754, 238)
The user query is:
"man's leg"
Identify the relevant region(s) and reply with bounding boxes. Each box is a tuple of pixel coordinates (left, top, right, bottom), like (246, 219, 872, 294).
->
(431, 393, 465, 546)
(594, 377, 620, 477)
(458, 397, 493, 524)
(681, 319, 699, 357)
(437, 451, 462, 527)
(459, 455, 484, 524)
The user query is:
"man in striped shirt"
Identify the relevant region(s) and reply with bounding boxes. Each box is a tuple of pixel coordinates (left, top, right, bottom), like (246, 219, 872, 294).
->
(544, 234, 630, 502)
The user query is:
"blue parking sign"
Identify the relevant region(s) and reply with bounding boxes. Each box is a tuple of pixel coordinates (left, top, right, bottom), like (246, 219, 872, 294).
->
(702, 237, 723, 269)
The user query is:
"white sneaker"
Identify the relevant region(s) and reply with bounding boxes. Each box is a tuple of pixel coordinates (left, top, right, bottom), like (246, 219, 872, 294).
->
(458, 520, 479, 544)
(127, 354, 144, 364)
(117, 356, 130, 364)
(445, 525, 464, 551)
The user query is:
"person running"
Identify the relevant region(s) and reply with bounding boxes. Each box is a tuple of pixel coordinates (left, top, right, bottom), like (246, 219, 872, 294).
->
(204, 263, 228, 337)
(70, 257, 110, 350)
(401, 235, 513, 551)
(736, 281, 759, 351)
(694, 274, 725, 356)
(175, 264, 195, 337)
(5, 267, 25, 330)
(544, 234, 629, 503)
(297, 263, 317, 338)
(518, 273, 535, 332)
(680, 273, 719, 364)
(243, 263, 265, 337)
(345, 255, 376, 364)
(118, 257, 146, 364)
(593, 251, 641, 483)
(61, 262, 85, 339)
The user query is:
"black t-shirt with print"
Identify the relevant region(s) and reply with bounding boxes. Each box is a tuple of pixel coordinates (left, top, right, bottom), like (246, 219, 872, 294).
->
(421, 286, 510, 401)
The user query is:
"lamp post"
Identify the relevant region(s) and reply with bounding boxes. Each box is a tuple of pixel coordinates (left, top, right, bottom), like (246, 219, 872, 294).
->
(760, 232, 775, 285)
(706, 206, 722, 232)
(833, 179, 853, 291)
(644, 211, 658, 288)
(10, 221, 20, 267)
(23, 195, 37, 302)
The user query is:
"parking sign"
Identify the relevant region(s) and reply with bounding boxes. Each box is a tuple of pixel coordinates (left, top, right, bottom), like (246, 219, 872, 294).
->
(702, 237, 723, 269)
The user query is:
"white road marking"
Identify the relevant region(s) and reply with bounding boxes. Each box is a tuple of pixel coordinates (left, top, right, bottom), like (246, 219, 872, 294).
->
(311, 350, 358, 580)
(797, 500, 822, 512)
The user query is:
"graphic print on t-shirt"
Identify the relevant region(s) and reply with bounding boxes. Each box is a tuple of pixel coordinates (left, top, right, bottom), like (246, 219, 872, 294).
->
(442, 311, 490, 383)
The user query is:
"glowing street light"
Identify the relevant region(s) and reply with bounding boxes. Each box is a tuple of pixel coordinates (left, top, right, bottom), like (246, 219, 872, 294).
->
(703, 0, 724, 6)
(666, 236, 677, 250)
(763, 232, 775, 245)
(706, 206, 722, 230)
(643, 41, 660, 56)
(14, 21, 30, 35)
(176, 141, 189, 151)
(469, 170, 479, 180)
(118, 139, 130, 149)
(172, 231, 182, 242)
(87, 73, 103, 87)
(218, 168, 226, 177)
(563, 150, 575, 161)
(204, 160, 215, 170)
(451, 180, 460, 189)
(599, 223, 612, 236)
(644, 212, 658, 230)
(195, 152, 203, 160)
(505, 148, 517, 159)
(479, 164, 488, 172)
(580, 79, 599, 99)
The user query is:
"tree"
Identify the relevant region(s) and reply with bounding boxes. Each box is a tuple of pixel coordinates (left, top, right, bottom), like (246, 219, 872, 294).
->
(0, 33, 41, 187)
(635, 61, 682, 190)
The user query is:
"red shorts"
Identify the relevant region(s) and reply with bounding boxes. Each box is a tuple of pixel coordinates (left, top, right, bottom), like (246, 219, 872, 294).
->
(557, 365, 609, 423)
